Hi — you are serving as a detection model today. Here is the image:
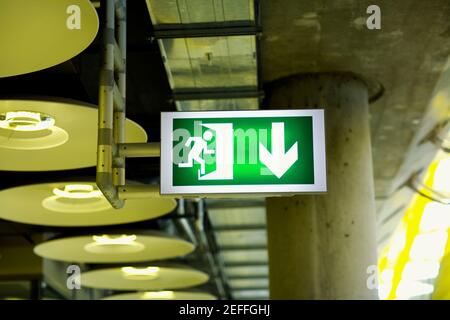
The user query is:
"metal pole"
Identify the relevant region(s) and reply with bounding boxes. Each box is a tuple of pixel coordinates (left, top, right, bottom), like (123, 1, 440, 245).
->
(97, 0, 164, 207)
(195, 199, 227, 299)
(118, 142, 160, 157)
(113, 0, 126, 187)
(177, 199, 198, 246)
(96, 0, 123, 208)
(118, 184, 160, 199)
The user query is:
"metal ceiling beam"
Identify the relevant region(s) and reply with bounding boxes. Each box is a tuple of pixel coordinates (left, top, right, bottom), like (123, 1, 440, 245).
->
(231, 287, 268, 291)
(226, 275, 268, 280)
(223, 261, 267, 267)
(206, 198, 266, 208)
(213, 224, 266, 232)
(152, 22, 261, 39)
(219, 244, 267, 251)
(172, 87, 263, 101)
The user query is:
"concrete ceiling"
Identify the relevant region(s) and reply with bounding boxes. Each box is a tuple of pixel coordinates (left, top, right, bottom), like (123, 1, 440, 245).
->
(261, 0, 450, 198)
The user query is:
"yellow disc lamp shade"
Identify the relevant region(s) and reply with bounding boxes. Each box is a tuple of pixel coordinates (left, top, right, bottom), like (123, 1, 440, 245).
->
(102, 291, 217, 300)
(34, 234, 194, 264)
(80, 267, 209, 291)
(0, 0, 99, 77)
(0, 99, 147, 171)
(0, 182, 176, 227)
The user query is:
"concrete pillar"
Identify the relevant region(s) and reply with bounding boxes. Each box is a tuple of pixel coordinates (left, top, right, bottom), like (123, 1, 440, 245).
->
(266, 73, 378, 299)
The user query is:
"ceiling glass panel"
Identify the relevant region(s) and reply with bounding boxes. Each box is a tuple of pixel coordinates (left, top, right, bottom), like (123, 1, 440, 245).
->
(232, 289, 269, 299)
(224, 266, 268, 278)
(221, 250, 268, 263)
(215, 230, 267, 247)
(175, 98, 258, 111)
(209, 207, 266, 226)
(147, 0, 255, 25)
(228, 278, 269, 289)
(159, 36, 257, 89)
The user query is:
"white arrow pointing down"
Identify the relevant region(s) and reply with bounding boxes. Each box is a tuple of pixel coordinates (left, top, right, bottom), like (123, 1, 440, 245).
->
(259, 122, 298, 179)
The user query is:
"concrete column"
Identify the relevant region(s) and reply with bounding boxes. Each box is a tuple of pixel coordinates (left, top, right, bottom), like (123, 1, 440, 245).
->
(266, 73, 378, 299)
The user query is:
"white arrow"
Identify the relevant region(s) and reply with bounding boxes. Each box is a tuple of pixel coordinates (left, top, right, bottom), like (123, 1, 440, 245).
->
(259, 122, 298, 179)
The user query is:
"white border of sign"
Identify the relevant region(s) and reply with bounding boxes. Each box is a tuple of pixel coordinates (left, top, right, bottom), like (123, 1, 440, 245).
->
(160, 110, 327, 196)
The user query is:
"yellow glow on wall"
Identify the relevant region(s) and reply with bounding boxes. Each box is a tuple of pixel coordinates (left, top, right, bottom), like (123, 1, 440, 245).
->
(378, 159, 442, 300)
(432, 232, 450, 299)
(396, 281, 434, 299)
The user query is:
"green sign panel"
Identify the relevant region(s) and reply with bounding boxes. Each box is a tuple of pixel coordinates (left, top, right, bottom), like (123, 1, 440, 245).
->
(161, 110, 326, 195)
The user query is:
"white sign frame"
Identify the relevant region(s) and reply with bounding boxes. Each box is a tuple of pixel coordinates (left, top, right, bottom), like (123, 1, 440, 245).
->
(160, 110, 327, 196)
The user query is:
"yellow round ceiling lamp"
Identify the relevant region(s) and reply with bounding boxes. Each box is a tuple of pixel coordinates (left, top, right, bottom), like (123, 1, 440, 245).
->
(0, 182, 176, 227)
(0, 99, 147, 171)
(0, 110, 69, 150)
(80, 266, 209, 291)
(42, 184, 111, 213)
(102, 291, 217, 300)
(0, 0, 99, 77)
(34, 233, 194, 263)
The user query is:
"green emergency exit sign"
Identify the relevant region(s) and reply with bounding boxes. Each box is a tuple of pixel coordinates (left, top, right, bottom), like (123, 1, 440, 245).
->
(160, 110, 326, 196)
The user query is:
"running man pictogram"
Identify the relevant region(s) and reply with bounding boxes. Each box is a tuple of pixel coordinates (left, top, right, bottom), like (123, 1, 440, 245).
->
(178, 130, 215, 175)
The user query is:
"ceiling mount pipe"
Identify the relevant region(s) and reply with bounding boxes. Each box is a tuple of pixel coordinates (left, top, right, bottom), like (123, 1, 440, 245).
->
(97, 0, 123, 208)
(194, 199, 229, 299)
(96, 0, 163, 208)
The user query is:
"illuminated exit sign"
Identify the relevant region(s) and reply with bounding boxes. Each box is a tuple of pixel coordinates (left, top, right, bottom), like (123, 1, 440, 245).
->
(160, 110, 326, 196)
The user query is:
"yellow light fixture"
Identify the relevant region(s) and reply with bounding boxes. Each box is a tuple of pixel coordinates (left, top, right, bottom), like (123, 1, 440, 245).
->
(33, 234, 194, 263)
(102, 291, 217, 300)
(80, 267, 209, 291)
(0, 182, 176, 227)
(0, 99, 147, 171)
(0, 0, 99, 77)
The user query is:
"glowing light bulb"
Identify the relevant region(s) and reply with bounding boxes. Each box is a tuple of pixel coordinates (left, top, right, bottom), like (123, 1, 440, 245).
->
(121, 266, 160, 281)
(121, 266, 160, 276)
(84, 234, 144, 254)
(142, 291, 175, 299)
(0, 111, 55, 131)
(92, 235, 137, 245)
(52, 184, 103, 199)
